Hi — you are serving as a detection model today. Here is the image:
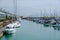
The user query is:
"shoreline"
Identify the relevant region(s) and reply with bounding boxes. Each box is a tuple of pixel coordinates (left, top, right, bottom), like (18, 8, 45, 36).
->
(0, 33, 3, 38)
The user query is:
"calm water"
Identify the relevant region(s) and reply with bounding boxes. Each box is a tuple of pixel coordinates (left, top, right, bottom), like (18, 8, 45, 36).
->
(0, 20, 60, 40)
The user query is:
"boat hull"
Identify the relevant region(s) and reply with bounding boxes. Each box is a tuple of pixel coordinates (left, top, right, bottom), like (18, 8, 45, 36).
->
(15, 24, 21, 28)
(5, 29, 15, 34)
(52, 23, 60, 27)
(43, 23, 50, 26)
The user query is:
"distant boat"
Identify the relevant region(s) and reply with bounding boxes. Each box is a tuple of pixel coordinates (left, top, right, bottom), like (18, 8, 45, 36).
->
(4, 24, 16, 34)
(51, 20, 60, 27)
(33, 19, 39, 22)
(55, 18, 60, 24)
(17, 17, 21, 22)
(52, 23, 60, 27)
(43, 19, 51, 26)
(36, 19, 45, 24)
(13, 21, 21, 28)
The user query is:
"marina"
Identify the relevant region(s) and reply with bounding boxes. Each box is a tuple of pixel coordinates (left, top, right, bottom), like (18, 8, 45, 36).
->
(0, 10, 60, 40)
(0, 0, 60, 40)
(0, 20, 60, 40)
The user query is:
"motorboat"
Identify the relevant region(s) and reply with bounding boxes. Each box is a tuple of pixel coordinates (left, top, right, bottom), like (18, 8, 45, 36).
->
(13, 21, 21, 28)
(17, 17, 21, 23)
(51, 20, 60, 27)
(43, 20, 51, 26)
(52, 24, 60, 27)
(5, 24, 16, 34)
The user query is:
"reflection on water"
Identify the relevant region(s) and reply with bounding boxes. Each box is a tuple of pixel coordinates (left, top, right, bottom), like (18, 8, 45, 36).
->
(52, 26, 60, 31)
(35, 21, 60, 31)
(0, 34, 14, 40)
(43, 24, 50, 27)
(4, 34, 14, 40)
(43, 24, 60, 31)
(1, 20, 60, 40)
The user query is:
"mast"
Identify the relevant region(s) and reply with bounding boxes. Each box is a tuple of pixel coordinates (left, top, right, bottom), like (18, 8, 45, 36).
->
(44, 9, 47, 17)
(54, 9, 57, 18)
(54, 9, 56, 17)
(13, 0, 17, 20)
(40, 9, 42, 17)
(49, 8, 51, 17)
(14, 0, 17, 14)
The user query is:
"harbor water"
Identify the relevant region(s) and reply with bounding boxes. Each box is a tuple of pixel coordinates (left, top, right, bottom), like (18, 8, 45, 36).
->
(0, 20, 60, 40)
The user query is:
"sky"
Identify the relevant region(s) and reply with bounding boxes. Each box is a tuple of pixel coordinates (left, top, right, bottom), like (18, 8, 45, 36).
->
(0, 0, 60, 16)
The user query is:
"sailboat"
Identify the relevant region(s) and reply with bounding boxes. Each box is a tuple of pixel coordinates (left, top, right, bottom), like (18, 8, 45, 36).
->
(14, 17, 21, 28)
(13, 0, 21, 28)
(52, 10, 60, 27)
(43, 9, 51, 26)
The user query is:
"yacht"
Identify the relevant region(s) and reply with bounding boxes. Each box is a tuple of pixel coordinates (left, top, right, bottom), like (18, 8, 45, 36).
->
(43, 20, 51, 26)
(51, 20, 60, 27)
(17, 17, 21, 23)
(13, 21, 21, 28)
(52, 23, 60, 27)
(14, 17, 21, 28)
(5, 24, 16, 34)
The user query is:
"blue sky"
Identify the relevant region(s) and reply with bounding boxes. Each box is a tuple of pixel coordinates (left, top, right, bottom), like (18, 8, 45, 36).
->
(0, 0, 60, 16)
